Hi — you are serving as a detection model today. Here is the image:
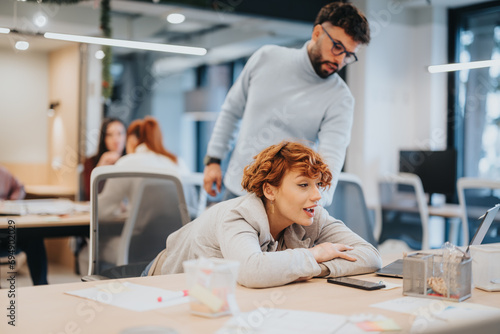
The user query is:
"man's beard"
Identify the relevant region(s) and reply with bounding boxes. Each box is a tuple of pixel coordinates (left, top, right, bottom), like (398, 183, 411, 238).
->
(310, 47, 338, 79)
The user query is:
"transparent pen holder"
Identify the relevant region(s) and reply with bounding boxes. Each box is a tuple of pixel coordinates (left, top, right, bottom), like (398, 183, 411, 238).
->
(183, 258, 240, 318)
(403, 253, 472, 302)
(470, 244, 500, 292)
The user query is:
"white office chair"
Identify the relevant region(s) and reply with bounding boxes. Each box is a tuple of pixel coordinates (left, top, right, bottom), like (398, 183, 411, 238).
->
(323, 173, 378, 247)
(457, 177, 500, 246)
(86, 165, 190, 279)
(376, 172, 430, 250)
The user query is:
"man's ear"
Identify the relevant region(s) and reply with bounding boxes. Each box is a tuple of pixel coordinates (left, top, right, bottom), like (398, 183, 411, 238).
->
(263, 183, 275, 201)
(311, 24, 322, 42)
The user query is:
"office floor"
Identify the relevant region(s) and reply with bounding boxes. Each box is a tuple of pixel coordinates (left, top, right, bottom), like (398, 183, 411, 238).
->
(0, 252, 81, 288)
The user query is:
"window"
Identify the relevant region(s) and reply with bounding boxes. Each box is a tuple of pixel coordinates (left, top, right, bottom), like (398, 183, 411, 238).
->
(449, 3, 500, 180)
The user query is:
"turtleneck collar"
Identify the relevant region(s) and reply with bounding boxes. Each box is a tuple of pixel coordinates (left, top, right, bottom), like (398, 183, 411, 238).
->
(298, 40, 336, 83)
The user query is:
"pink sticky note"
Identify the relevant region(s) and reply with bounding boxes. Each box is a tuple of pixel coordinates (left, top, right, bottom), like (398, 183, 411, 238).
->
(357, 319, 401, 331)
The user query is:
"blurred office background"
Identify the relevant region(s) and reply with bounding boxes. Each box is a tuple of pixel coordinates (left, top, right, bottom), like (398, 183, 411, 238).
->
(1, 0, 498, 202)
(0, 0, 499, 284)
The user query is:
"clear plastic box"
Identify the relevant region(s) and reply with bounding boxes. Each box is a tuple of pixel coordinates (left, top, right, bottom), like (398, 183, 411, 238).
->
(469, 244, 500, 292)
(403, 252, 472, 302)
(183, 258, 240, 318)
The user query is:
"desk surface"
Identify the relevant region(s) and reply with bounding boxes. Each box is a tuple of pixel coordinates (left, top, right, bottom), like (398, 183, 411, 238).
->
(380, 202, 462, 219)
(0, 212, 90, 229)
(427, 203, 462, 219)
(24, 184, 76, 200)
(1, 256, 499, 333)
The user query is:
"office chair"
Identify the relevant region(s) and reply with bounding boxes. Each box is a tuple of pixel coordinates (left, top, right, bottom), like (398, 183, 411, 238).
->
(457, 177, 500, 246)
(323, 173, 378, 248)
(376, 173, 430, 250)
(84, 165, 190, 280)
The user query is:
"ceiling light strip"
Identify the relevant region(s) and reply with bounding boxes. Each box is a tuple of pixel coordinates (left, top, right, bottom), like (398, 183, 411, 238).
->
(428, 59, 500, 73)
(0, 27, 10, 34)
(44, 32, 207, 56)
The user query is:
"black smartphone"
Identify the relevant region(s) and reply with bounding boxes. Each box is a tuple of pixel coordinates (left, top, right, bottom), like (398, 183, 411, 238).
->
(327, 277, 386, 290)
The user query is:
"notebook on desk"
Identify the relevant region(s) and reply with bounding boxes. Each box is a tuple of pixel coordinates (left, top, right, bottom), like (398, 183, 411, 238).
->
(0, 199, 76, 216)
(376, 203, 500, 278)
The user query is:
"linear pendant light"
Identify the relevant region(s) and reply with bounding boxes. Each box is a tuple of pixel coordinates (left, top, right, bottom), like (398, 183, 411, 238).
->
(428, 59, 500, 73)
(0, 27, 10, 34)
(44, 32, 207, 56)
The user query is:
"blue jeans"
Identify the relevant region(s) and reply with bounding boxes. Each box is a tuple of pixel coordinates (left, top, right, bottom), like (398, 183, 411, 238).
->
(141, 259, 154, 276)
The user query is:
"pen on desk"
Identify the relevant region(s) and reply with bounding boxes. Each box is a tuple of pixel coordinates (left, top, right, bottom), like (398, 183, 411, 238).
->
(157, 290, 189, 302)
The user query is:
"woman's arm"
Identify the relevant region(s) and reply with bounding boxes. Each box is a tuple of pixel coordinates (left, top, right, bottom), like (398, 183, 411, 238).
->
(217, 217, 322, 288)
(313, 209, 382, 277)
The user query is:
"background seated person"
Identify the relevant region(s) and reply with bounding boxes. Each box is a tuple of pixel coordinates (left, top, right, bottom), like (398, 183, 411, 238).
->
(0, 165, 47, 285)
(82, 117, 127, 201)
(94, 116, 188, 267)
(144, 141, 382, 288)
(97, 116, 188, 220)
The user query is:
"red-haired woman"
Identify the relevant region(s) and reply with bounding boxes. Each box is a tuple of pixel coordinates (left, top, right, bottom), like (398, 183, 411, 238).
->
(144, 141, 381, 288)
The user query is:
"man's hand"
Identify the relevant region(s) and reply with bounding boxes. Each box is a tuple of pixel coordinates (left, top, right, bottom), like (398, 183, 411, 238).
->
(203, 163, 222, 196)
(308, 243, 357, 263)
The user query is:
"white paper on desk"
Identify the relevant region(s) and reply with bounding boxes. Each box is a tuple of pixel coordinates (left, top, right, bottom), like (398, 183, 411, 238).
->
(65, 281, 188, 312)
(371, 297, 445, 315)
(216, 309, 380, 334)
(410, 304, 500, 333)
(371, 296, 500, 316)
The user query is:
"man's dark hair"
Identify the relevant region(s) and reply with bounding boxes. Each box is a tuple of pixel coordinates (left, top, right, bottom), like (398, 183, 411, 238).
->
(314, 2, 370, 44)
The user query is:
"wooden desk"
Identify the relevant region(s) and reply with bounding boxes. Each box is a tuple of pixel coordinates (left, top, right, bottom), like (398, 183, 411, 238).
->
(24, 185, 76, 200)
(427, 203, 462, 219)
(0, 212, 90, 238)
(1, 258, 499, 333)
(379, 203, 462, 219)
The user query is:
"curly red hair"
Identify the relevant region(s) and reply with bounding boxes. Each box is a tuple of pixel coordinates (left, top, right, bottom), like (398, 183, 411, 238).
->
(241, 141, 332, 198)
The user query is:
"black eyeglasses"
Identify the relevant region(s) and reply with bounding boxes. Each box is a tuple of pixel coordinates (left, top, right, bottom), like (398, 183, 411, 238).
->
(321, 25, 358, 65)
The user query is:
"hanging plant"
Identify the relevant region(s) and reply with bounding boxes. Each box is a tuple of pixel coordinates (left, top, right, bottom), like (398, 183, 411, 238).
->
(100, 0, 113, 100)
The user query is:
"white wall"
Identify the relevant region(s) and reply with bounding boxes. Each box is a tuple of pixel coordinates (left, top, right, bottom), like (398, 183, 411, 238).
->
(347, 0, 449, 204)
(0, 48, 49, 163)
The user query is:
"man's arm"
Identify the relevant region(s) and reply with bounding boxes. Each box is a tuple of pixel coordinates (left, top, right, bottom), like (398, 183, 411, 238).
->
(203, 48, 265, 195)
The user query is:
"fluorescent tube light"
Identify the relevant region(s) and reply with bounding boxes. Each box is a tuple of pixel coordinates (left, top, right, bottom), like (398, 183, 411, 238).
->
(44, 32, 207, 56)
(428, 59, 500, 73)
(0, 27, 10, 34)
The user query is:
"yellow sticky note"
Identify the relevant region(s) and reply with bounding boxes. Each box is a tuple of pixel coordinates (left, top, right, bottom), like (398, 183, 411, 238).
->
(190, 284, 224, 312)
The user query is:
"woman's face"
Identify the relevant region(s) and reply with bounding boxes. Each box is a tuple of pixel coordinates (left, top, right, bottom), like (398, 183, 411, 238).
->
(271, 170, 323, 228)
(126, 134, 139, 154)
(105, 121, 126, 154)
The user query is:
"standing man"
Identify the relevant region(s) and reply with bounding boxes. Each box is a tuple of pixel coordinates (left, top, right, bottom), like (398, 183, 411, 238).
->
(203, 2, 370, 204)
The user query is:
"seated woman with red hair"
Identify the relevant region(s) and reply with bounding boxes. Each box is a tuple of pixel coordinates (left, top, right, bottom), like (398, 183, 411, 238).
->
(145, 141, 381, 288)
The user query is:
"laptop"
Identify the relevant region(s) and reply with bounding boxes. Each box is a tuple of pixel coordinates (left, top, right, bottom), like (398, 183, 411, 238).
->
(376, 203, 500, 278)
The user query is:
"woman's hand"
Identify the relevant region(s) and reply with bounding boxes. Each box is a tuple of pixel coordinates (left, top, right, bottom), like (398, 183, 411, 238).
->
(97, 151, 121, 167)
(308, 243, 357, 263)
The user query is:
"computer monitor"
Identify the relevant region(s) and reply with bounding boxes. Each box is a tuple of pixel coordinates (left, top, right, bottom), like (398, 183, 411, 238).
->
(399, 149, 457, 200)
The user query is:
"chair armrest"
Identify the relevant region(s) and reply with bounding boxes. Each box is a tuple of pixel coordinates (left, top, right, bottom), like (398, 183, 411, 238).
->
(81, 274, 110, 282)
